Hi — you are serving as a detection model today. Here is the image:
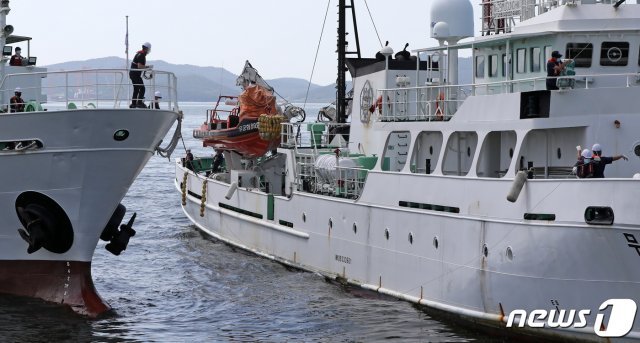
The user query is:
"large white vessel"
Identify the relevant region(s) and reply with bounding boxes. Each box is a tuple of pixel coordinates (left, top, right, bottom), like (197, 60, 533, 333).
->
(177, 0, 640, 340)
(0, 1, 180, 315)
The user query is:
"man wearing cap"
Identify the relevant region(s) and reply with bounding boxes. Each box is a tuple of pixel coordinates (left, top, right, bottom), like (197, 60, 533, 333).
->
(129, 42, 152, 108)
(149, 91, 162, 109)
(546, 50, 571, 90)
(9, 47, 24, 66)
(9, 87, 24, 112)
(591, 143, 628, 178)
(573, 149, 595, 178)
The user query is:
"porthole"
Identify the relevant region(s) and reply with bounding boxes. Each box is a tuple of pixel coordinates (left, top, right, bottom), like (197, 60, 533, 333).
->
(302, 212, 306, 222)
(433, 236, 439, 249)
(634, 144, 640, 157)
(584, 206, 614, 225)
(113, 129, 129, 141)
(384, 228, 390, 240)
(408, 232, 414, 244)
(557, 148, 562, 159)
(506, 246, 514, 261)
(483, 244, 489, 258)
(353, 223, 357, 234)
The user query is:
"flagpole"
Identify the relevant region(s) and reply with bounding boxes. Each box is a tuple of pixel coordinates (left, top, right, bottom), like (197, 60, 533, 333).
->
(125, 15, 129, 70)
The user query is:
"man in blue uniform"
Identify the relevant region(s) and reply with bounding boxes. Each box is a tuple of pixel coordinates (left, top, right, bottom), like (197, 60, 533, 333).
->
(591, 143, 628, 178)
(129, 42, 152, 108)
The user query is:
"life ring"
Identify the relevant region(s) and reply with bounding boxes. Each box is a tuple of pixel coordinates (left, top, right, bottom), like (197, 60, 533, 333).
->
(370, 95, 390, 115)
(434, 92, 445, 120)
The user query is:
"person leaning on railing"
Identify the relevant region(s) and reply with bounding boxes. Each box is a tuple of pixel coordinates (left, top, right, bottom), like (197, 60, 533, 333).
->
(9, 87, 24, 112)
(546, 51, 572, 90)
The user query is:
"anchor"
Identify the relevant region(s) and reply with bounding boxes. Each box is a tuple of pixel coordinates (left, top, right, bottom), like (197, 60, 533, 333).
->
(105, 213, 137, 256)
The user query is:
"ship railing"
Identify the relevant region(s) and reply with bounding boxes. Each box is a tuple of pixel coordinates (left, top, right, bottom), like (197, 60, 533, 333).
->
(379, 72, 640, 122)
(333, 166, 368, 199)
(0, 68, 179, 113)
(280, 122, 350, 151)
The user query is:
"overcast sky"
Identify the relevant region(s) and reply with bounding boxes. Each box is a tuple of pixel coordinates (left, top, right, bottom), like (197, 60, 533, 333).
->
(9, 0, 484, 85)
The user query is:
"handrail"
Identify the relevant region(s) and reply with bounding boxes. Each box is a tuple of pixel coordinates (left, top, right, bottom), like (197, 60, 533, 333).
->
(379, 71, 640, 121)
(0, 68, 180, 113)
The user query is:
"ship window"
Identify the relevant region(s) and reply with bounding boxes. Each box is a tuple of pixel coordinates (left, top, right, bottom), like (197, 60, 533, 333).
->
(410, 131, 442, 174)
(442, 131, 478, 176)
(502, 53, 512, 77)
(476, 56, 485, 78)
(600, 41, 628, 66)
(585, 207, 614, 225)
(476, 131, 516, 178)
(530, 47, 541, 72)
(516, 48, 526, 73)
(566, 43, 593, 68)
(489, 54, 498, 77)
(543, 46, 552, 71)
(382, 131, 411, 172)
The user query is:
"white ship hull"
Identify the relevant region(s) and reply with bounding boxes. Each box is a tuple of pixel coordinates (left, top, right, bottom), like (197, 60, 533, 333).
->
(0, 108, 177, 315)
(176, 160, 640, 342)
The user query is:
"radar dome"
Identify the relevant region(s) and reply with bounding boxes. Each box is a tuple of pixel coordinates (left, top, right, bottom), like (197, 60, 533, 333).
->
(430, 0, 474, 40)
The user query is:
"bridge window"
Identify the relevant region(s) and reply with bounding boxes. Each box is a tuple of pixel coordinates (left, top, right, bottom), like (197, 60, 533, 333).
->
(476, 56, 485, 78)
(544, 46, 552, 71)
(530, 47, 541, 72)
(600, 41, 628, 66)
(566, 43, 593, 68)
(489, 55, 498, 77)
(516, 48, 526, 74)
(502, 53, 511, 77)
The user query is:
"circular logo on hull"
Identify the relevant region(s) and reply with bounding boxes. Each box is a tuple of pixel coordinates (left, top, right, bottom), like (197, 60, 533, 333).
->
(114, 129, 130, 141)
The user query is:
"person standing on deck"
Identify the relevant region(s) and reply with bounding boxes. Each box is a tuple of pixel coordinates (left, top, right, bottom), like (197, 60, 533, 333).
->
(591, 143, 628, 178)
(149, 91, 162, 109)
(9, 87, 24, 112)
(546, 51, 571, 90)
(129, 42, 152, 108)
(9, 47, 24, 66)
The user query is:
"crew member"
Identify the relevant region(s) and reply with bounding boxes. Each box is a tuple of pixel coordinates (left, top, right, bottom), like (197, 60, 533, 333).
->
(573, 149, 595, 178)
(591, 143, 628, 178)
(149, 90, 162, 109)
(10, 87, 24, 112)
(546, 51, 571, 90)
(9, 47, 24, 66)
(130, 42, 152, 108)
(185, 149, 194, 171)
(212, 150, 224, 173)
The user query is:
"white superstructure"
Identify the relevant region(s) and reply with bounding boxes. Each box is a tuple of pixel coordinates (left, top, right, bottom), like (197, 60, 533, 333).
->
(177, 0, 640, 340)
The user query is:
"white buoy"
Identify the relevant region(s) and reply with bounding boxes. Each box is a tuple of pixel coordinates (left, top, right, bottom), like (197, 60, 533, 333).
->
(225, 182, 238, 200)
(507, 171, 528, 203)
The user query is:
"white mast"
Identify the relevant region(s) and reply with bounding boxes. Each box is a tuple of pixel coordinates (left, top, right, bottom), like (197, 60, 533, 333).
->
(0, 0, 10, 106)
